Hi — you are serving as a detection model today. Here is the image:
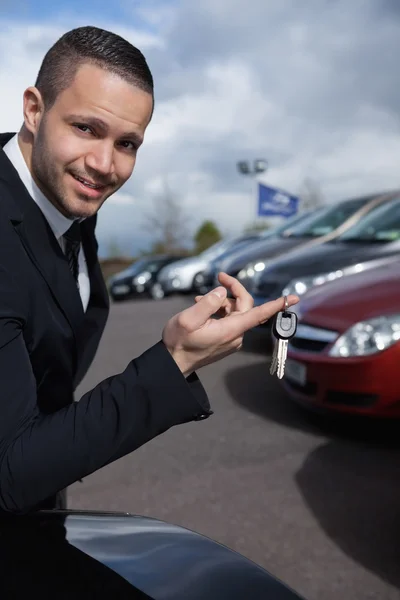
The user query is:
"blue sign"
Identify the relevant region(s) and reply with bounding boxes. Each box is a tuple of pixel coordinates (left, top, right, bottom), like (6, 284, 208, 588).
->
(258, 183, 299, 218)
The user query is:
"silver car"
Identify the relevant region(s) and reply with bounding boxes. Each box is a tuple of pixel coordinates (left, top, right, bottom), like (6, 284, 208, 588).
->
(152, 235, 261, 299)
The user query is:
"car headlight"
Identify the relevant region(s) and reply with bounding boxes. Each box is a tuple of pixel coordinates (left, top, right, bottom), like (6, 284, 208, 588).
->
(237, 261, 267, 281)
(282, 270, 345, 297)
(133, 271, 151, 285)
(329, 315, 400, 357)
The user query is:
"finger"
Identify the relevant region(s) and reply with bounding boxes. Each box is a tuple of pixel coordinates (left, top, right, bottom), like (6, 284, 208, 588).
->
(179, 286, 228, 331)
(217, 272, 253, 312)
(221, 295, 299, 338)
(195, 295, 235, 314)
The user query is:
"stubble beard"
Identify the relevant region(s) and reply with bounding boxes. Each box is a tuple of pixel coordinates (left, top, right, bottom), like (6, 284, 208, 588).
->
(31, 121, 96, 219)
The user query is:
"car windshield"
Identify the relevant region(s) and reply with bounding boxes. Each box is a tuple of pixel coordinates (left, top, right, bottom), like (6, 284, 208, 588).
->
(125, 257, 164, 274)
(339, 196, 400, 242)
(123, 258, 148, 274)
(143, 259, 168, 272)
(200, 240, 232, 258)
(286, 196, 372, 238)
(255, 209, 320, 239)
(200, 235, 258, 259)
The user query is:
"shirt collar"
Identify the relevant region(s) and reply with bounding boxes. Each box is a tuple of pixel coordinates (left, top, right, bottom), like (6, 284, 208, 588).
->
(3, 133, 76, 240)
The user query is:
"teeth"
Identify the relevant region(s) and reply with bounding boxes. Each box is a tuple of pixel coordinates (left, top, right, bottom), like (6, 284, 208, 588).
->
(75, 175, 101, 189)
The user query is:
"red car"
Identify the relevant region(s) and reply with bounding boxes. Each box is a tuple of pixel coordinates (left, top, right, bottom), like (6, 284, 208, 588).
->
(280, 261, 400, 417)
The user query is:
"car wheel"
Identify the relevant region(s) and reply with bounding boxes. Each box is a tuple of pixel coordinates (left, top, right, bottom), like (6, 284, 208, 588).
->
(150, 282, 166, 300)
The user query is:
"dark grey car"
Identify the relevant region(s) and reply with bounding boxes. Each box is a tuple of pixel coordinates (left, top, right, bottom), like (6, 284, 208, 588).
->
(250, 195, 400, 328)
(200, 190, 398, 293)
(109, 255, 183, 301)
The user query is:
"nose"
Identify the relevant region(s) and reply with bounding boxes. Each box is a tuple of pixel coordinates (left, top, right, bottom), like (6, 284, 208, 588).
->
(85, 142, 115, 177)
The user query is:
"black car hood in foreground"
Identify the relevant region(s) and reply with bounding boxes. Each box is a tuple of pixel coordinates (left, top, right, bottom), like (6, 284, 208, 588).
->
(253, 239, 400, 299)
(0, 510, 305, 599)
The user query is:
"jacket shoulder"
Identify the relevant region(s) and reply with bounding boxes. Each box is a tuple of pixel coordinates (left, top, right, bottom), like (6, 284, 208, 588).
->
(0, 178, 22, 225)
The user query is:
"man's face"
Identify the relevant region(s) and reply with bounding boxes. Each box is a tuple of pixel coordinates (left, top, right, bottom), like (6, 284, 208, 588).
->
(28, 63, 153, 219)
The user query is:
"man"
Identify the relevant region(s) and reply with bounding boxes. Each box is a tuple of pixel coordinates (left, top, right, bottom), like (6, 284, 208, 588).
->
(0, 26, 298, 515)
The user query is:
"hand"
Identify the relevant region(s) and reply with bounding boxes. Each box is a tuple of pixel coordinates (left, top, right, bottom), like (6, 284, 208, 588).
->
(162, 272, 299, 377)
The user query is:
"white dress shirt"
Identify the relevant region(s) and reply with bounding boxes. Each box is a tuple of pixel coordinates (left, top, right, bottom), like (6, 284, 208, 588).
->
(3, 134, 90, 311)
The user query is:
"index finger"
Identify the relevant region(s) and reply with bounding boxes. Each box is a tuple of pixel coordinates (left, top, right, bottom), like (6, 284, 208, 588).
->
(223, 295, 299, 338)
(217, 272, 254, 312)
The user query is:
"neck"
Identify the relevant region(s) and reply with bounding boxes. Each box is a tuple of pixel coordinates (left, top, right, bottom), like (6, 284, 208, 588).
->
(17, 125, 34, 175)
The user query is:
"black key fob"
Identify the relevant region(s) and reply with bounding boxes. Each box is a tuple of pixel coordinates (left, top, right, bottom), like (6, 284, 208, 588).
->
(272, 310, 297, 340)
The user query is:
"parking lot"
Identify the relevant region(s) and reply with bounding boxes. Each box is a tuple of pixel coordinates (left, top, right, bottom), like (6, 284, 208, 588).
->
(70, 295, 400, 600)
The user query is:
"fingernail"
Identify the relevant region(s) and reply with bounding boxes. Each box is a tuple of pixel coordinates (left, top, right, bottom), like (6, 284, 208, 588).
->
(212, 290, 222, 298)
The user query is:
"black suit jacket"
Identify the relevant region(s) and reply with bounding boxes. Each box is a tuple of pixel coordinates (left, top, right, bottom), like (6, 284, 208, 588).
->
(0, 132, 211, 514)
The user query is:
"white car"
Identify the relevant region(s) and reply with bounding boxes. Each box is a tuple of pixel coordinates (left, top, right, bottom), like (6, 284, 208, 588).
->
(153, 235, 261, 299)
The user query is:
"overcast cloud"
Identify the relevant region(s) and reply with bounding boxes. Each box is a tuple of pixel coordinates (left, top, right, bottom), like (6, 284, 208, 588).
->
(1, 0, 400, 256)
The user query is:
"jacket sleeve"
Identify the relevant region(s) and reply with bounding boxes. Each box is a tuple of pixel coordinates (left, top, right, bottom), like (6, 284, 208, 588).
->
(0, 267, 212, 515)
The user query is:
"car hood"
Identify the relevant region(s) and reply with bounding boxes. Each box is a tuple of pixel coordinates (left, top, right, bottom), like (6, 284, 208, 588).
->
(220, 237, 309, 273)
(298, 262, 400, 333)
(13, 510, 304, 600)
(160, 256, 208, 274)
(109, 267, 137, 283)
(258, 239, 400, 281)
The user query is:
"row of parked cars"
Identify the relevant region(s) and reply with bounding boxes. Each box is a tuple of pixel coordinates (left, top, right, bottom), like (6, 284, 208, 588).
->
(81, 188, 400, 599)
(109, 188, 400, 419)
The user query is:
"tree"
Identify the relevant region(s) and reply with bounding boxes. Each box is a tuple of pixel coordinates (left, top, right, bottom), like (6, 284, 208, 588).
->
(141, 240, 191, 257)
(193, 220, 222, 254)
(141, 180, 192, 254)
(243, 219, 273, 234)
(298, 177, 325, 211)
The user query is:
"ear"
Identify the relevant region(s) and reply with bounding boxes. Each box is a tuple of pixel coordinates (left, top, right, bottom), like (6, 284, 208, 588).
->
(22, 86, 45, 136)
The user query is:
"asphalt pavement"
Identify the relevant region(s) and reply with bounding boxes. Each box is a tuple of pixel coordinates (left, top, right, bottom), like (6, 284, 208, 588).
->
(70, 295, 400, 600)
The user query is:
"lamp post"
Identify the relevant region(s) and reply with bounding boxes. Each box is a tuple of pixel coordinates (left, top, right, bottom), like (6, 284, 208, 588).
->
(237, 159, 268, 229)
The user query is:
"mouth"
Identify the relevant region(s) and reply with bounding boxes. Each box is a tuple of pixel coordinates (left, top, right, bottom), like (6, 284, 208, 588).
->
(70, 173, 109, 199)
(72, 173, 106, 190)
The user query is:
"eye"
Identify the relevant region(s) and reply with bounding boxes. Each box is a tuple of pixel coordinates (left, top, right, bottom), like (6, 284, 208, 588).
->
(118, 140, 138, 152)
(74, 124, 93, 135)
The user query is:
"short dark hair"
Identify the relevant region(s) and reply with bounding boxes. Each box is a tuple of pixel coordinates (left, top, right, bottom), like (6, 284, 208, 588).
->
(35, 26, 154, 109)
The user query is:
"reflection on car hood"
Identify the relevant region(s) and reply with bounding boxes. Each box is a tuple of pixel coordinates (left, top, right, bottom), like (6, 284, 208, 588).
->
(220, 237, 306, 273)
(258, 239, 400, 281)
(298, 261, 400, 333)
(158, 257, 209, 280)
(109, 266, 137, 284)
(53, 510, 303, 600)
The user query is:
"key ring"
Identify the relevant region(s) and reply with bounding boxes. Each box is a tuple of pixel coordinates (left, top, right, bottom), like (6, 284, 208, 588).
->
(284, 295, 289, 313)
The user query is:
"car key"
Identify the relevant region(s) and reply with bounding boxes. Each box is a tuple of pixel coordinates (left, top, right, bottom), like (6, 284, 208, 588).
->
(270, 297, 298, 379)
(270, 296, 290, 376)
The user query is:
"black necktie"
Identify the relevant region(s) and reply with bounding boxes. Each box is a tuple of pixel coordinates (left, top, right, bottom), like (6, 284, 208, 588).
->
(64, 221, 81, 284)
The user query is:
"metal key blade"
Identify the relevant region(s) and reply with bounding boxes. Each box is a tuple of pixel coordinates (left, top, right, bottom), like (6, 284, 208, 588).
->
(270, 340, 279, 375)
(277, 339, 288, 379)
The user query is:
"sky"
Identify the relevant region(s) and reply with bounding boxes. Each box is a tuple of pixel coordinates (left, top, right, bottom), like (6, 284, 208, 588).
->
(1, 0, 400, 257)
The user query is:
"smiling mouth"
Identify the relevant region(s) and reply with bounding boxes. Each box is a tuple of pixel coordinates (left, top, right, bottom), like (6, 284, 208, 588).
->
(72, 174, 106, 190)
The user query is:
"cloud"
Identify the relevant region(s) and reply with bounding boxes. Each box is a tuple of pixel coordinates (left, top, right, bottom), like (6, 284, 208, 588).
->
(1, 1, 400, 256)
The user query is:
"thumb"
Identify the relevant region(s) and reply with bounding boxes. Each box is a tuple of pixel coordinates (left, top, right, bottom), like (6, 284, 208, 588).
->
(184, 286, 227, 330)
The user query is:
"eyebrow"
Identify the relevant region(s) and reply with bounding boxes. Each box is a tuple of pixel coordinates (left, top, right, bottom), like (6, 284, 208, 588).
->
(69, 114, 144, 146)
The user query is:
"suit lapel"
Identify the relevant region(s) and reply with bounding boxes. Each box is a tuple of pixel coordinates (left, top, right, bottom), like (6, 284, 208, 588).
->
(0, 135, 85, 364)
